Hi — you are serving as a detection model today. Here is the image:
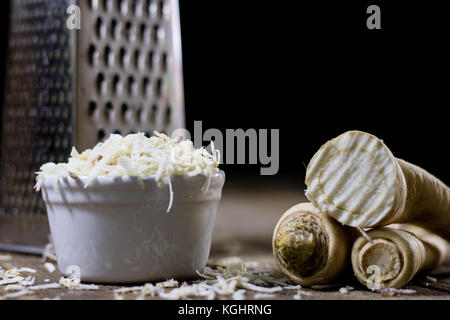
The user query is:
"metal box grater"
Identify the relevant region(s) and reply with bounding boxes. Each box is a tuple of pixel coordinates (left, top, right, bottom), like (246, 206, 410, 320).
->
(0, 0, 185, 253)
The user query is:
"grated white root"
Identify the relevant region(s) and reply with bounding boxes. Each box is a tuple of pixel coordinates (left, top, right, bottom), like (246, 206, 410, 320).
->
(253, 293, 276, 299)
(59, 275, 99, 290)
(113, 257, 299, 300)
(35, 132, 220, 195)
(0, 264, 62, 299)
(156, 279, 179, 288)
(44, 262, 56, 274)
(379, 287, 417, 297)
(339, 286, 355, 294)
(293, 289, 313, 300)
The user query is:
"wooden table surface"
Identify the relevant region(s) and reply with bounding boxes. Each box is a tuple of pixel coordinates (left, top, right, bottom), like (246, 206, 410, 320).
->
(1, 177, 450, 300)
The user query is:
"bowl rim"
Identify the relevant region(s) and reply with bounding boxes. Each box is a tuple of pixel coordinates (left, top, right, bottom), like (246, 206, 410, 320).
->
(40, 170, 225, 189)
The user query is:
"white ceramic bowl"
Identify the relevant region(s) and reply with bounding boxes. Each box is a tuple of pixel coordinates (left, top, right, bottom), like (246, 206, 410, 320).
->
(41, 171, 225, 283)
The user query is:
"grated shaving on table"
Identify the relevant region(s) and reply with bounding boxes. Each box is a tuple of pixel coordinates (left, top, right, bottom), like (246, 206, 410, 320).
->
(0, 265, 60, 299)
(59, 274, 99, 290)
(44, 262, 56, 274)
(379, 287, 417, 297)
(113, 257, 300, 300)
(34, 132, 220, 212)
(339, 286, 354, 294)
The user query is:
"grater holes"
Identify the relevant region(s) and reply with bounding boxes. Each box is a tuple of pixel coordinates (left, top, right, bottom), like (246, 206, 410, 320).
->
(162, 0, 171, 19)
(96, 17, 106, 39)
(125, 21, 136, 42)
(103, 0, 113, 11)
(58, 91, 65, 105)
(147, 51, 154, 70)
(164, 105, 172, 126)
(88, 101, 98, 118)
(140, 23, 150, 43)
(104, 45, 114, 66)
(104, 102, 114, 122)
(157, 0, 164, 19)
(111, 18, 121, 40)
(113, 129, 122, 135)
(62, 136, 70, 150)
(127, 76, 137, 96)
(118, 0, 129, 15)
(54, 136, 61, 150)
(134, 0, 144, 17)
(152, 24, 165, 44)
(113, 74, 123, 95)
(90, 0, 99, 10)
(155, 78, 163, 97)
(136, 104, 143, 123)
(97, 73, 107, 94)
(148, 0, 157, 18)
(121, 103, 131, 121)
(119, 47, 130, 68)
(134, 49, 144, 69)
(152, 25, 159, 44)
(143, 76, 151, 96)
(61, 105, 70, 119)
(150, 104, 158, 124)
(98, 129, 106, 141)
(161, 52, 168, 72)
(57, 153, 65, 164)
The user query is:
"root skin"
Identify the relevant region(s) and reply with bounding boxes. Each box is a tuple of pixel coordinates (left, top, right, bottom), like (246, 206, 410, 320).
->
(352, 225, 447, 289)
(305, 130, 450, 240)
(273, 202, 357, 286)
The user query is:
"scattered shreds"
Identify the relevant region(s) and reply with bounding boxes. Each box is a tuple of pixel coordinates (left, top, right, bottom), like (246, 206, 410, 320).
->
(240, 282, 283, 293)
(293, 289, 313, 299)
(339, 286, 354, 294)
(253, 293, 276, 299)
(59, 276, 99, 290)
(298, 289, 313, 296)
(156, 279, 179, 288)
(44, 262, 56, 274)
(34, 132, 220, 196)
(426, 276, 437, 283)
(111, 257, 296, 300)
(5, 284, 26, 291)
(29, 283, 61, 290)
(379, 287, 417, 297)
(0, 262, 64, 299)
(284, 285, 302, 290)
(3, 290, 30, 299)
(339, 287, 349, 294)
(232, 289, 246, 300)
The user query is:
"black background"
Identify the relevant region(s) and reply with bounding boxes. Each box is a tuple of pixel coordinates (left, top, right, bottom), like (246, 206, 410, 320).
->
(1, 1, 449, 183)
(180, 0, 449, 183)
